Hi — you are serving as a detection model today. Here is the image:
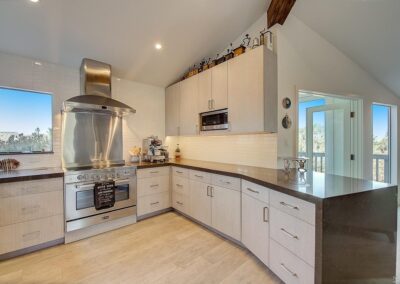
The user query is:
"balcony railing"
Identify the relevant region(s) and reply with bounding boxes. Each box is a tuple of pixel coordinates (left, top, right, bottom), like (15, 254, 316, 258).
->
(298, 152, 390, 183)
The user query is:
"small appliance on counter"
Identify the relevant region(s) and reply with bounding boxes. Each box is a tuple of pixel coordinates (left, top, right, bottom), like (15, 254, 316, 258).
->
(142, 136, 169, 163)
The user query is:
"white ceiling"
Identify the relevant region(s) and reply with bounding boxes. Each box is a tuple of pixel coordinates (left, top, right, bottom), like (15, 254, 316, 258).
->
(0, 0, 268, 87)
(292, 0, 400, 97)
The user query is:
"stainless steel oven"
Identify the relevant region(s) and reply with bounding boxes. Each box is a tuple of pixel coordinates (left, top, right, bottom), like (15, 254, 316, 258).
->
(64, 166, 136, 232)
(200, 108, 228, 131)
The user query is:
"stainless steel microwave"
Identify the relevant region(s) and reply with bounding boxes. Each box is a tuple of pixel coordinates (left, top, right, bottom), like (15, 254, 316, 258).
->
(200, 109, 228, 131)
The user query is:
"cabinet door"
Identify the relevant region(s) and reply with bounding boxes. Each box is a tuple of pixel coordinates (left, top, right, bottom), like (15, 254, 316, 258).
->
(211, 186, 241, 241)
(180, 76, 199, 135)
(211, 61, 228, 110)
(242, 192, 269, 266)
(189, 180, 211, 226)
(228, 47, 264, 133)
(165, 83, 180, 136)
(198, 69, 212, 113)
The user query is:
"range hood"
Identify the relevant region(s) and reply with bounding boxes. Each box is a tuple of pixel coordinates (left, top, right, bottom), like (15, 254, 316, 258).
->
(63, 58, 136, 115)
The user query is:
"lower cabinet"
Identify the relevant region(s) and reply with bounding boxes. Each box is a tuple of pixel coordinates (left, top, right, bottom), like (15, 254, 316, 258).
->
(189, 180, 212, 226)
(241, 187, 269, 266)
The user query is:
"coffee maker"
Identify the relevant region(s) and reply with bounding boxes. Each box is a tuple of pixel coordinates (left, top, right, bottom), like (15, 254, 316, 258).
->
(142, 136, 169, 163)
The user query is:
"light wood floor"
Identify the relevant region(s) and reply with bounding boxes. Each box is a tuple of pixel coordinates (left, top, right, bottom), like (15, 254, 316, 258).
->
(0, 212, 281, 284)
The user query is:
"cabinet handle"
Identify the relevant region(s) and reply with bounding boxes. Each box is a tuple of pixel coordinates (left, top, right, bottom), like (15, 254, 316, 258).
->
(21, 205, 40, 214)
(22, 231, 40, 241)
(194, 175, 204, 178)
(206, 186, 210, 196)
(210, 186, 214, 197)
(246, 187, 259, 194)
(211, 99, 215, 109)
(150, 184, 159, 188)
(220, 180, 231, 184)
(176, 201, 183, 205)
(280, 228, 299, 239)
(150, 171, 159, 174)
(208, 99, 211, 110)
(176, 183, 183, 187)
(263, 207, 269, 222)
(280, 263, 298, 278)
(176, 170, 183, 174)
(279, 201, 299, 210)
(150, 201, 160, 205)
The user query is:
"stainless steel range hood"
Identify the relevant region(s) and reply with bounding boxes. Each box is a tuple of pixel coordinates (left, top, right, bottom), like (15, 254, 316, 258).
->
(63, 58, 136, 115)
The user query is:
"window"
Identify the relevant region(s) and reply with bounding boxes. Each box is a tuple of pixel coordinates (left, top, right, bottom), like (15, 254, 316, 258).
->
(0, 87, 53, 154)
(372, 104, 391, 183)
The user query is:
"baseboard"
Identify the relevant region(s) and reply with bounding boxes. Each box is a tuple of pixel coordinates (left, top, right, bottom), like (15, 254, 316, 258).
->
(0, 238, 64, 261)
(137, 207, 173, 221)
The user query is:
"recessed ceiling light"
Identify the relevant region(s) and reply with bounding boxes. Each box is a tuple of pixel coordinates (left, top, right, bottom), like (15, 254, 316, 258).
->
(155, 43, 162, 50)
(30, 0, 39, 3)
(34, 61, 42, 66)
(116, 78, 121, 81)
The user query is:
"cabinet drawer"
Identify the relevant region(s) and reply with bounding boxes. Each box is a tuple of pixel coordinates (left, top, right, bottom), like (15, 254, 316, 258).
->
(172, 176, 190, 196)
(270, 239, 314, 284)
(270, 207, 315, 266)
(172, 167, 189, 178)
(137, 167, 170, 179)
(270, 190, 315, 225)
(242, 180, 269, 203)
(0, 178, 63, 198)
(0, 215, 64, 255)
(189, 170, 211, 183)
(211, 174, 240, 191)
(172, 192, 190, 215)
(137, 175, 169, 197)
(0, 190, 63, 227)
(137, 192, 170, 217)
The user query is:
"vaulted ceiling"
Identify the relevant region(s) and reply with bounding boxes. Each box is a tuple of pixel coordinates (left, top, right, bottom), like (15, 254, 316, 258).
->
(292, 0, 400, 97)
(0, 0, 268, 87)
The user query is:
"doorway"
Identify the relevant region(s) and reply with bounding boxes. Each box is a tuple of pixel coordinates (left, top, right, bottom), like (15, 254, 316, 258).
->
(297, 91, 362, 178)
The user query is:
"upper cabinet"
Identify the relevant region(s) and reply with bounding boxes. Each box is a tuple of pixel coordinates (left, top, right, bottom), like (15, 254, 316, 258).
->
(179, 75, 199, 135)
(165, 82, 180, 136)
(211, 62, 228, 111)
(228, 46, 277, 133)
(165, 45, 277, 136)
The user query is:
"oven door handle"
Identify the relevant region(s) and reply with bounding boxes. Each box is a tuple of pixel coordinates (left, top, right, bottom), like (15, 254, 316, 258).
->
(75, 179, 131, 190)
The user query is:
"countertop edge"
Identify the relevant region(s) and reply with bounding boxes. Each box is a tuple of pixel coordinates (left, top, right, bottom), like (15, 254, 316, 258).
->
(0, 171, 64, 184)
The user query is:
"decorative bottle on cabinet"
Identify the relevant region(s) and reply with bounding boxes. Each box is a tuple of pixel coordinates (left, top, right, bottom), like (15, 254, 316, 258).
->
(175, 144, 181, 160)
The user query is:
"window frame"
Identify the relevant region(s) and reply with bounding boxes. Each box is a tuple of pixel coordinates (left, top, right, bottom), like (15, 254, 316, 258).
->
(0, 86, 54, 155)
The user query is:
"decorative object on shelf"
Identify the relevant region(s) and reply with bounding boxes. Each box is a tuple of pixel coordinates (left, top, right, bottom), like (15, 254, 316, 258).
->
(215, 54, 226, 65)
(175, 144, 181, 160)
(224, 43, 234, 61)
(209, 54, 218, 68)
(187, 64, 199, 78)
(202, 58, 211, 71)
(242, 34, 251, 48)
(282, 97, 291, 109)
(0, 158, 20, 171)
(260, 28, 273, 46)
(281, 114, 292, 129)
(252, 37, 260, 49)
(233, 45, 246, 57)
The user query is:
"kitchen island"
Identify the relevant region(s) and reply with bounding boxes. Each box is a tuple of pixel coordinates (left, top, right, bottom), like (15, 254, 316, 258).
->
(133, 159, 397, 284)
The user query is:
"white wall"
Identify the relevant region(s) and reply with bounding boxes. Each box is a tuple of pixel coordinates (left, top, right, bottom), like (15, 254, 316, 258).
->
(0, 51, 165, 169)
(273, 14, 400, 182)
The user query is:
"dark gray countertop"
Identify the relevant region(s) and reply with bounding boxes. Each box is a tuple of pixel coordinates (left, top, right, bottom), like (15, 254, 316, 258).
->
(131, 159, 396, 203)
(0, 167, 64, 184)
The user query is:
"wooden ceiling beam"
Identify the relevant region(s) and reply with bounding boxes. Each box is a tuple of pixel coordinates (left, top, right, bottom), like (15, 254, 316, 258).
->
(267, 0, 297, 28)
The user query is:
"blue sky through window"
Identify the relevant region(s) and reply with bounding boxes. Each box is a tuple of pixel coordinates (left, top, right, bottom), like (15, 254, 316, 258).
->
(298, 99, 325, 129)
(372, 104, 389, 139)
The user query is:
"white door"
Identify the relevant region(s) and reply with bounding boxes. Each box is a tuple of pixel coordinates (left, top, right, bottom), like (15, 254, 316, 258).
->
(306, 103, 351, 176)
(211, 186, 241, 241)
(242, 193, 269, 266)
(189, 180, 211, 226)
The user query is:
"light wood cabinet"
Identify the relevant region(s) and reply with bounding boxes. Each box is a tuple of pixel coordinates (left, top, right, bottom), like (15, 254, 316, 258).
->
(198, 69, 212, 113)
(179, 75, 199, 135)
(211, 185, 241, 241)
(165, 83, 180, 136)
(189, 179, 212, 226)
(211, 61, 228, 110)
(165, 46, 276, 136)
(242, 191, 270, 266)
